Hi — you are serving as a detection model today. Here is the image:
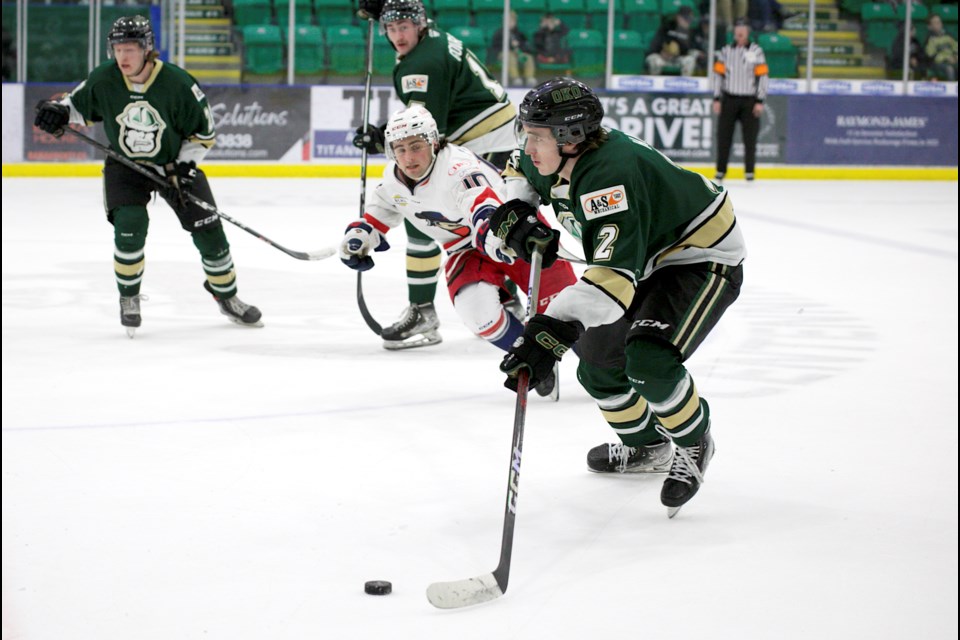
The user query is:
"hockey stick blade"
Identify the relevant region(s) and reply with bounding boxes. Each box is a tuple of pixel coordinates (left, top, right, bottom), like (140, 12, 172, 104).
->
(63, 128, 336, 262)
(426, 252, 542, 611)
(426, 573, 503, 609)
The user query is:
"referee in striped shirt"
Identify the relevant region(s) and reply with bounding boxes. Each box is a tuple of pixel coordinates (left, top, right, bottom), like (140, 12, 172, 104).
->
(712, 19, 769, 182)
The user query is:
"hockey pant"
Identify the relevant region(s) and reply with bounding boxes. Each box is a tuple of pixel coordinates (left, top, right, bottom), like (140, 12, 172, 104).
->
(576, 262, 743, 447)
(446, 249, 578, 351)
(103, 158, 238, 298)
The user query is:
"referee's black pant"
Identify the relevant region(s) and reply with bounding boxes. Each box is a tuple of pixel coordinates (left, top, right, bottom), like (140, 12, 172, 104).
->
(715, 93, 760, 176)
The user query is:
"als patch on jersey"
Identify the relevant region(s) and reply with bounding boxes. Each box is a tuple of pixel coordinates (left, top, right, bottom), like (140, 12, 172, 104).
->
(580, 185, 628, 220)
(191, 84, 205, 102)
(401, 74, 429, 93)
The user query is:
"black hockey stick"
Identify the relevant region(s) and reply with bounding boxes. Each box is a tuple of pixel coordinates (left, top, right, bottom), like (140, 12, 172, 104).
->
(426, 247, 544, 609)
(355, 17, 383, 335)
(64, 127, 336, 262)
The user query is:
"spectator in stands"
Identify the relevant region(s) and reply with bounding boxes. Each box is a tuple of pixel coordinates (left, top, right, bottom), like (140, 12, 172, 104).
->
(924, 14, 958, 81)
(534, 12, 571, 66)
(691, 15, 724, 75)
(1, 27, 13, 82)
(889, 22, 930, 79)
(714, 0, 748, 33)
(646, 6, 698, 76)
(490, 10, 538, 87)
(748, 0, 788, 32)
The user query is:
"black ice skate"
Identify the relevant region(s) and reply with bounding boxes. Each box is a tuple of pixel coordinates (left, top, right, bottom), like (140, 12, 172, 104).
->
(381, 302, 441, 350)
(203, 281, 263, 327)
(533, 362, 560, 401)
(660, 427, 715, 518)
(586, 438, 673, 473)
(119, 294, 146, 339)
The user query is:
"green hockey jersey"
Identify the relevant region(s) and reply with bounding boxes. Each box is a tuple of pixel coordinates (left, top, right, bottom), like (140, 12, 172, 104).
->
(394, 27, 514, 145)
(67, 59, 215, 167)
(507, 129, 746, 329)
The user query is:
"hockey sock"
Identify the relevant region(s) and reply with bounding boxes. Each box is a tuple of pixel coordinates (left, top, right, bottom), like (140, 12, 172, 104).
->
(577, 361, 668, 447)
(112, 205, 148, 296)
(624, 338, 709, 447)
(193, 227, 237, 298)
(404, 220, 440, 305)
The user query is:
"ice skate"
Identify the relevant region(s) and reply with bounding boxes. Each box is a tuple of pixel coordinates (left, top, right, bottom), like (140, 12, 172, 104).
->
(533, 362, 559, 401)
(660, 426, 715, 518)
(381, 302, 441, 350)
(203, 281, 263, 327)
(586, 438, 673, 473)
(119, 294, 146, 339)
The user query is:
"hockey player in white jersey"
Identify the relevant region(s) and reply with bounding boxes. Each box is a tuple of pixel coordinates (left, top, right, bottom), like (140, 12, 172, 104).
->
(339, 106, 577, 397)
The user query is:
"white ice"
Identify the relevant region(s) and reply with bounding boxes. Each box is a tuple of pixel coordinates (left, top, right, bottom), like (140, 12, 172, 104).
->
(2, 176, 958, 640)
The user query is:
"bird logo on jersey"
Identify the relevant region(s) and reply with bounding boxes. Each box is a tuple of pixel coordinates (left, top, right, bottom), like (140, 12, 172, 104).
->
(115, 101, 166, 158)
(415, 211, 470, 238)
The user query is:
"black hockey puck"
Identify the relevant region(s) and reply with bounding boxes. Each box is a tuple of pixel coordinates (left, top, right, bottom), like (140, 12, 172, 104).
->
(364, 580, 392, 595)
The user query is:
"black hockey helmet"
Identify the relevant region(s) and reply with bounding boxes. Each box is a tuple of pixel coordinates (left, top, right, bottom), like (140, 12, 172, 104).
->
(380, 0, 427, 29)
(107, 15, 154, 57)
(516, 77, 604, 146)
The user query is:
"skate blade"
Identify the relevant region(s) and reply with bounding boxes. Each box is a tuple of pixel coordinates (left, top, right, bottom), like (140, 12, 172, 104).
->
(382, 331, 442, 351)
(667, 505, 682, 519)
(224, 316, 264, 328)
(125, 327, 137, 339)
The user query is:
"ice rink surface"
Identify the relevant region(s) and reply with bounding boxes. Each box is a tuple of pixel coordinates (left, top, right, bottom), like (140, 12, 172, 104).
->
(2, 175, 958, 640)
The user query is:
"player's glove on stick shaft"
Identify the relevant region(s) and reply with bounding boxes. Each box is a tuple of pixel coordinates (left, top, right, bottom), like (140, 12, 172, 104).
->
(34, 100, 70, 137)
(340, 220, 390, 271)
(163, 161, 199, 215)
(352, 123, 387, 155)
(357, 0, 383, 19)
(500, 314, 581, 391)
(489, 199, 560, 267)
(473, 217, 517, 264)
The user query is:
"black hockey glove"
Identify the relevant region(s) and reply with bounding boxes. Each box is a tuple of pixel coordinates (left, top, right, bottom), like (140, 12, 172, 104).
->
(500, 314, 581, 392)
(489, 199, 560, 267)
(357, 0, 384, 20)
(34, 100, 70, 137)
(352, 123, 387, 155)
(163, 161, 198, 215)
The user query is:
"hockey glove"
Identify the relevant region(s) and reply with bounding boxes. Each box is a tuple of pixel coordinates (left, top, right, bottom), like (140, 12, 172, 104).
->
(163, 161, 198, 215)
(340, 220, 390, 271)
(34, 100, 70, 137)
(500, 314, 581, 392)
(489, 199, 560, 267)
(473, 217, 517, 264)
(352, 123, 387, 155)
(357, 0, 384, 20)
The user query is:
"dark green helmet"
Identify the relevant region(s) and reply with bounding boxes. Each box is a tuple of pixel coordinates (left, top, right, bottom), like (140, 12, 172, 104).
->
(516, 77, 604, 145)
(107, 15, 154, 56)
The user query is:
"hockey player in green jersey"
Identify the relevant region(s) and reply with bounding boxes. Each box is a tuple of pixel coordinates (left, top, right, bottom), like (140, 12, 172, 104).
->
(490, 77, 746, 517)
(33, 15, 262, 337)
(353, 0, 517, 350)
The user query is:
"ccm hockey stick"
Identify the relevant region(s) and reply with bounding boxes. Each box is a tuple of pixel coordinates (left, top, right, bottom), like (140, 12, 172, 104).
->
(64, 128, 336, 261)
(355, 17, 383, 335)
(426, 247, 544, 609)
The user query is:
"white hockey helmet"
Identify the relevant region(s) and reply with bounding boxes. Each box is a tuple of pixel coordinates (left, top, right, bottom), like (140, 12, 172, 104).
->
(384, 106, 440, 161)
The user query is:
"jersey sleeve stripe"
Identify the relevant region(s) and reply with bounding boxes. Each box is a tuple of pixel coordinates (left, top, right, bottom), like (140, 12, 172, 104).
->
(448, 102, 515, 145)
(581, 267, 635, 312)
(654, 194, 735, 267)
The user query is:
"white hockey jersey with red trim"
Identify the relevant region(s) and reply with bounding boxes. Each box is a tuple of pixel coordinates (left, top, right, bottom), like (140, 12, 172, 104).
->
(363, 144, 506, 255)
